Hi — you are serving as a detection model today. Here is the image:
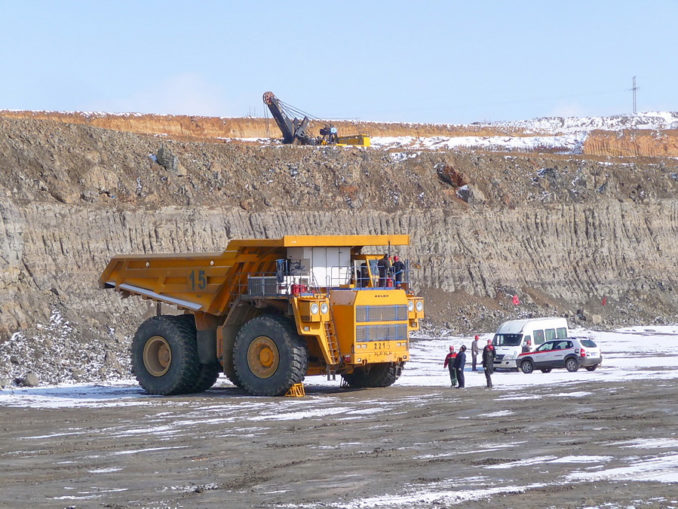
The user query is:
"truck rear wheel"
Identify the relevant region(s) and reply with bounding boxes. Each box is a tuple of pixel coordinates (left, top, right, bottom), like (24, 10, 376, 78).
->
(232, 315, 308, 396)
(132, 315, 200, 395)
(342, 363, 402, 388)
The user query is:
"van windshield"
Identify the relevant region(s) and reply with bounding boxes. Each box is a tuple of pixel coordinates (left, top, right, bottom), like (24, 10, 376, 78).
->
(494, 333, 523, 347)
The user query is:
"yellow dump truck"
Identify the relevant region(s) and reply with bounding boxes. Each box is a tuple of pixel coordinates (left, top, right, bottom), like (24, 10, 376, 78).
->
(99, 235, 424, 397)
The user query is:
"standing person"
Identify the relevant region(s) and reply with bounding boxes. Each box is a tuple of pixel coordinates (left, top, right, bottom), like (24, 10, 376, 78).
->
(482, 339, 496, 388)
(471, 335, 480, 371)
(522, 339, 532, 353)
(443, 346, 457, 387)
(392, 255, 406, 288)
(359, 262, 369, 288)
(377, 254, 391, 287)
(453, 345, 467, 388)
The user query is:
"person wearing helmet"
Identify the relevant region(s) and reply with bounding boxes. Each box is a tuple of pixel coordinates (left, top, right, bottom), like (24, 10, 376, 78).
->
(392, 255, 405, 288)
(443, 346, 457, 387)
(453, 345, 467, 388)
(482, 339, 496, 388)
(471, 334, 480, 371)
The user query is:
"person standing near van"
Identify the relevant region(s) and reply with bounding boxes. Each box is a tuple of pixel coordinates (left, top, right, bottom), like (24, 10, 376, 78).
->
(443, 346, 457, 387)
(522, 339, 532, 353)
(482, 339, 496, 388)
(454, 345, 467, 388)
(471, 335, 480, 371)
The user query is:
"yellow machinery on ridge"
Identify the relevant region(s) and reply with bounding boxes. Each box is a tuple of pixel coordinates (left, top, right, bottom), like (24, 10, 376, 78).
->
(100, 235, 424, 396)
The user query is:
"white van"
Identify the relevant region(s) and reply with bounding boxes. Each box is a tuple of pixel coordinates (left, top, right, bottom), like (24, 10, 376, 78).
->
(492, 317, 569, 369)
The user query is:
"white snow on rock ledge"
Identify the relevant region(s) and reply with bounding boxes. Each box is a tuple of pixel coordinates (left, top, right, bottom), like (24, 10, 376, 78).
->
(370, 133, 584, 153)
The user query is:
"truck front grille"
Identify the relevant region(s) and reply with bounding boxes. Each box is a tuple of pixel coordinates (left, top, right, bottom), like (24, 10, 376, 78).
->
(356, 324, 407, 342)
(356, 305, 408, 322)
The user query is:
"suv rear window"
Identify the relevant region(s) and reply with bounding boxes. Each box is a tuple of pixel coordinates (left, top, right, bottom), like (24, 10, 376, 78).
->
(581, 339, 597, 347)
(494, 334, 523, 346)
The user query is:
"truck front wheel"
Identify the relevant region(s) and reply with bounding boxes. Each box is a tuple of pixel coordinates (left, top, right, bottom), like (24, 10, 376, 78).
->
(131, 315, 200, 395)
(232, 315, 308, 396)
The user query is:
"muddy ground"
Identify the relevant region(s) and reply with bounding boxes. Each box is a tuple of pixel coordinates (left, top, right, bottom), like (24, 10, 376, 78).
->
(1, 374, 676, 508)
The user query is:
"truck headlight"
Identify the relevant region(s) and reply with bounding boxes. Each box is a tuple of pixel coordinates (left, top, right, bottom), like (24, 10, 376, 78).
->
(320, 302, 329, 314)
(416, 301, 424, 312)
(408, 301, 414, 312)
(310, 303, 319, 314)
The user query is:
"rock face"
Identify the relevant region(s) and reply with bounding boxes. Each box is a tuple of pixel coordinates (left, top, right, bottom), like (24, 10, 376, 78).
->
(583, 129, 678, 157)
(1, 116, 677, 384)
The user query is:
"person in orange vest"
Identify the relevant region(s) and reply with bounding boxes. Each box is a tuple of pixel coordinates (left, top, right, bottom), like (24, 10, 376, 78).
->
(443, 346, 457, 387)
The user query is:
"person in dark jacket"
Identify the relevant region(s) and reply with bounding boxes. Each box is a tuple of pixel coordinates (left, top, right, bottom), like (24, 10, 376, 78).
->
(443, 346, 457, 387)
(392, 255, 406, 287)
(482, 339, 496, 388)
(453, 345, 467, 388)
(471, 335, 480, 371)
(359, 262, 370, 287)
(377, 254, 391, 287)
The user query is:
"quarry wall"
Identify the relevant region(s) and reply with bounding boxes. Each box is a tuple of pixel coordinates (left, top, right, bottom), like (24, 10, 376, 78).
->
(1, 115, 677, 346)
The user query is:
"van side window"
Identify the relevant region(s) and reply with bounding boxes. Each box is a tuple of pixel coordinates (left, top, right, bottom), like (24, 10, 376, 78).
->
(545, 328, 556, 341)
(523, 335, 531, 344)
(556, 327, 567, 339)
(534, 330, 545, 344)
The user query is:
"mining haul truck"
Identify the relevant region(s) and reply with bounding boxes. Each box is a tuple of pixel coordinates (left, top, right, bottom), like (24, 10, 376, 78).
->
(99, 235, 424, 397)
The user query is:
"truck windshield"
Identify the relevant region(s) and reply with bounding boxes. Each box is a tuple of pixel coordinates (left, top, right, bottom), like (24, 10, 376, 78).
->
(493, 334, 523, 346)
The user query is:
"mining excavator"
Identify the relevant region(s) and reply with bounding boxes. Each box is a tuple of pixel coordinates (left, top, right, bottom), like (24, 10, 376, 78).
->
(262, 91, 370, 147)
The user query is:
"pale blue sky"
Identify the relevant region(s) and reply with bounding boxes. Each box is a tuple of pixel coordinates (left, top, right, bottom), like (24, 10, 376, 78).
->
(1, 1, 676, 123)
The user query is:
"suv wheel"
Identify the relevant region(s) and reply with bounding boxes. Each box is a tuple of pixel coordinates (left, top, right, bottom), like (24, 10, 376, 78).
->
(520, 359, 534, 374)
(565, 357, 579, 372)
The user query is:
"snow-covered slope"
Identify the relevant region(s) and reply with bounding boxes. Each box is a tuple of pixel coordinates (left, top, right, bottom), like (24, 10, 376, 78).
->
(371, 112, 678, 153)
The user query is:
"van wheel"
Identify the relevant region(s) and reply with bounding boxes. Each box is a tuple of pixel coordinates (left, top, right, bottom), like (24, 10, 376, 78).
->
(585, 364, 598, 372)
(540, 368, 552, 373)
(520, 359, 534, 374)
(233, 314, 308, 396)
(565, 357, 579, 372)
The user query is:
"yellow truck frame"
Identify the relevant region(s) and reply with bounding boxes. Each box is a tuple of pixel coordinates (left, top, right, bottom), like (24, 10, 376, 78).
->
(99, 235, 424, 396)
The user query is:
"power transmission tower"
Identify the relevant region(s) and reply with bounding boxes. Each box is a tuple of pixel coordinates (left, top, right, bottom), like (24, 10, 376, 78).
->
(631, 76, 638, 114)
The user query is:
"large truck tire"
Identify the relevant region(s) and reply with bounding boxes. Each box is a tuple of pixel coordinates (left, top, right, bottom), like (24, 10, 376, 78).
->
(342, 363, 402, 388)
(232, 314, 308, 396)
(131, 315, 200, 395)
(172, 315, 220, 393)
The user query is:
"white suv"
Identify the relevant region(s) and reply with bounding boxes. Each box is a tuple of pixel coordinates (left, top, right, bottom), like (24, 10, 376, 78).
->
(517, 337, 602, 374)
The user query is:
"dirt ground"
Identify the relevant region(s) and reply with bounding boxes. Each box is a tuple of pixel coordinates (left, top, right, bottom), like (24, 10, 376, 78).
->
(1, 375, 677, 508)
